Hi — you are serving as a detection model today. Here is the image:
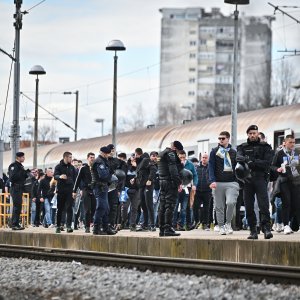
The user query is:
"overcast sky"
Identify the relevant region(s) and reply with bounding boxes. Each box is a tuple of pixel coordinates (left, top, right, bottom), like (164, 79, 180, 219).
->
(0, 0, 299, 142)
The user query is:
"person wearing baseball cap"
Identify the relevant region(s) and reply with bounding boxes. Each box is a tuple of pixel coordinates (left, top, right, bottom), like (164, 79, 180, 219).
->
(91, 146, 117, 235)
(237, 125, 274, 240)
(8, 152, 27, 230)
(157, 140, 184, 237)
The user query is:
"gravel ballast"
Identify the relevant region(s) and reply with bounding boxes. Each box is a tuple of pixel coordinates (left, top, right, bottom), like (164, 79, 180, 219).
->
(0, 257, 299, 300)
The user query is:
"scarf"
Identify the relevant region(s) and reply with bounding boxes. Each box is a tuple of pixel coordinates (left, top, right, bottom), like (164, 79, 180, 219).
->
(283, 148, 299, 177)
(216, 146, 232, 172)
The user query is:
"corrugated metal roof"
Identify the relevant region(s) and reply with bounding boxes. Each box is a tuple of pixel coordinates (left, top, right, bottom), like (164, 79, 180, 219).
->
(3, 104, 300, 170)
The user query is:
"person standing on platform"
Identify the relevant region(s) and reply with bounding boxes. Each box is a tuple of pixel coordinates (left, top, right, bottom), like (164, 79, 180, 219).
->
(106, 144, 120, 230)
(208, 131, 239, 235)
(158, 141, 183, 237)
(237, 125, 274, 239)
(73, 152, 96, 233)
(271, 134, 300, 234)
(92, 147, 116, 235)
(54, 152, 77, 233)
(8, 152, 29, 230)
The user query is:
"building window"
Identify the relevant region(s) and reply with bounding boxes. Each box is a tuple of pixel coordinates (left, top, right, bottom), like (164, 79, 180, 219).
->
(189, 53, 196, 58)
(188, 91, 195, 96)
(190, 30, 197, 35)
(189, 78, 196, 83)
(189, 68, 196, 72)
(190, 41, 196, 46)
(200, 39, 207, 45)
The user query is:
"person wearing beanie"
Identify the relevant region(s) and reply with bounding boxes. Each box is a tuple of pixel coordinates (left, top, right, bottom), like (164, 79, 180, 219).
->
(8, 152, 28, 230)
(237, 125, 274, 240)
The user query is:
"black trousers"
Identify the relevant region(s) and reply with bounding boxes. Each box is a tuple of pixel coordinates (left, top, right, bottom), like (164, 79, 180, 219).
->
(244, 177, 270, 228)
(82, 188, 96, 227)
(129, 190, 139, 226)
(280, 181, 300, 226)
(10, 185, 23, 227)
(56, 189, 73, 227)
(108, 189, 118, 226)
(158, 180, 178, 228)
(139, 185, 155, 227)
(194, 191, 211, 225)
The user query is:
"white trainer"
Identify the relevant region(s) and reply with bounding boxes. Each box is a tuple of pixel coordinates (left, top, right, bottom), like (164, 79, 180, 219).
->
(277, 223, 284, 232)
(214, 225, 220, 232)
(219, 225, 226, 235)
(272, 223, 278, 232)
(225, 223, 233, 234)
(284, 225, 293, 235)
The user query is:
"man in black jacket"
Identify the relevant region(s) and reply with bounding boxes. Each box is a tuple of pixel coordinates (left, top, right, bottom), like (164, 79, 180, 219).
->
(271, 134, 300, 234)
(8, 152, 29, 230)
(106, 144, 120, 229)
(92, 147, 116, 235)
(54, 151, 77, 233)
(134, 149, 157, 231)
(158, 141, 183, 237)
(73, 152, 96, 233)
(38, 168, 53, 227)
(237, 125, 273, 239)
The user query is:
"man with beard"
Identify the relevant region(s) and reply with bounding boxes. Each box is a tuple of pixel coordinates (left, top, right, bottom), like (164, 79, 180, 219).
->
(237, 125, 273, 239)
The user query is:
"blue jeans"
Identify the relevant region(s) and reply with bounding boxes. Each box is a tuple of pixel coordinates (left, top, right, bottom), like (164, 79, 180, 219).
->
(153, 189, 160, 226)
(173, 190, 188, 226)
(93, 187, 109, 228)
(274, 197, 282, 224)
(31, 201, 36, 224)
(43, 198, 52, 225)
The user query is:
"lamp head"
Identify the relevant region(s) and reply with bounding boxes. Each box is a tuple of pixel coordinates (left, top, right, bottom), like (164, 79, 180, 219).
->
(224, 0, 249, 4)
(29, 65, 46, 75)
(106, 40, 126, 51)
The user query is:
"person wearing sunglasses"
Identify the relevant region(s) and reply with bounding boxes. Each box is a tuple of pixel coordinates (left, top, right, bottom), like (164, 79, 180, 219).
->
(208, 131, 239, 235)
(237, 125, 274, 240)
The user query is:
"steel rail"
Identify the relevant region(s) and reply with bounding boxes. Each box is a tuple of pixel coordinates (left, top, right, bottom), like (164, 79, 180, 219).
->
(0, 244, 299, 285)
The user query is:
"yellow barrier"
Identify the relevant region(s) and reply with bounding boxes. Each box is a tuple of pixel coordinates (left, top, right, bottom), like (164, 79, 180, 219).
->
(0, 193, 30, 228)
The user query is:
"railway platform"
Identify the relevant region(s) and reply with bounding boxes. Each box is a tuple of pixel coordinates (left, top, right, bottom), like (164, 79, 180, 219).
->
(0, 227, 299, 267)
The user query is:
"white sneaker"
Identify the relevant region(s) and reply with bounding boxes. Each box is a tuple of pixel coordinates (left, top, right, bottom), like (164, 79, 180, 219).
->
(277, 223, 284, 232)
(225, 223, 233, 234)
(284, 225, 293, 235)
(272, 223, 278, 232)
(49, 224, 55, 228)
(219, 225, 226, 235)
(214, 225, 220, 232)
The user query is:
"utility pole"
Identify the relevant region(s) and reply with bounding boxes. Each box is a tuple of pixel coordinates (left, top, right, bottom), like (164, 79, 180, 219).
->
(75, 90, 78, 141)
(63, 91, 79, 141)
(11, 0, 23, 162)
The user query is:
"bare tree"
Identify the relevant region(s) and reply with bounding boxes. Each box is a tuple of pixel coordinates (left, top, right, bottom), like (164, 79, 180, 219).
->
(38, 124, 57, 144)
(272, 60, 299, 106)
(158, 102, 184, 125)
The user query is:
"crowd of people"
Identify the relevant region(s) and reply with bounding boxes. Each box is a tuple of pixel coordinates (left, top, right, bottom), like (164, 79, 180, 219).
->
(2, 124, 300, 239)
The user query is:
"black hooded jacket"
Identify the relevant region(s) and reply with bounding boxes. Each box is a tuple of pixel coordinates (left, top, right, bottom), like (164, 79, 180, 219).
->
(54, 159, 77, 192)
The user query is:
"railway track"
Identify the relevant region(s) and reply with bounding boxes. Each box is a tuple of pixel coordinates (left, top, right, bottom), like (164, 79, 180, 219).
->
(0, 244, 299, 285)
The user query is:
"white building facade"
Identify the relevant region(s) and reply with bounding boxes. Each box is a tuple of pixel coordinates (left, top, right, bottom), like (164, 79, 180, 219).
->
(158, 7, 273, 124)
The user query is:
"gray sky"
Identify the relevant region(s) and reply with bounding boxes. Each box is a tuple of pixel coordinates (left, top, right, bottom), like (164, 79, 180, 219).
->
(0, 0, 299, 142)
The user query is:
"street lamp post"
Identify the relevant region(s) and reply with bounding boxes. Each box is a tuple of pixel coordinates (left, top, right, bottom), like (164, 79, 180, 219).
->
(29, 65, 46, 168)
(95, 118, 105, 136)
(224, 0, 249, 148)
(106, 40, 126, 151)
(63, 91, 79, 141)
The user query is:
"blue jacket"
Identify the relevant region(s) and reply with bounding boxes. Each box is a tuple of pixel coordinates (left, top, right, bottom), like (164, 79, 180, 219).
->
(183, 159, 198, 186)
